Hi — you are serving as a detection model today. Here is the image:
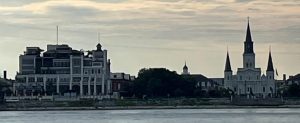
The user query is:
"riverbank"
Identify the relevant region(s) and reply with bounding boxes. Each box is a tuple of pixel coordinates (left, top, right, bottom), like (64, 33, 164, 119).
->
(3, 105, 300, 111)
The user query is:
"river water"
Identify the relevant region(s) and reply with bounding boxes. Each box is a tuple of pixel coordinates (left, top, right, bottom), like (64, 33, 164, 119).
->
(0, 108, 300, 123)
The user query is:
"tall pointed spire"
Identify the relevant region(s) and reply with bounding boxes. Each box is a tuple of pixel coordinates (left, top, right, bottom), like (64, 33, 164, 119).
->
(246, 17, 252, 42)
(267, 46, 274, 71)
(225, 51, 232, 72)
(244, 17, 254, 54)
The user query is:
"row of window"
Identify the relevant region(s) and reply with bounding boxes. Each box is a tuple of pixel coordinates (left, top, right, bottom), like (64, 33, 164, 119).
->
(19, 77, 102, 83)
(233, 87, 273, 93)
(226, 75, 273, 81)
(53, 61, 70, 67)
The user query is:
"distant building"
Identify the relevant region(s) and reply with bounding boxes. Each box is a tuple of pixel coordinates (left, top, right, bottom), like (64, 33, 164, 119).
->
(110, 73, 135, 97)
(210, 78, 224, 87)
(182, 62, 190, 75)
(181, 63, 216, 91)
(286, 74, 300, 85)
(14, 43, 111, 96)
(224, 19, 276, 98)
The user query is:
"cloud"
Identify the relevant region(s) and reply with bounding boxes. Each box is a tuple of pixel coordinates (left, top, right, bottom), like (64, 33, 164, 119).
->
(0, 0, 300, 78)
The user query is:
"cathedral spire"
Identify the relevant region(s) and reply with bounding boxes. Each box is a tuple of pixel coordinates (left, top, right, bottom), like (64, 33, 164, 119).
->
(267, 46, 274, 71)
(244, 17, 254, 54)
(225, 51, 232, 72)
(246, 17, 252, 43)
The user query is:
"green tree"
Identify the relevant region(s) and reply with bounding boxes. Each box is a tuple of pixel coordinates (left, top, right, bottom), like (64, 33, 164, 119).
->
(131, 68, 196, 98)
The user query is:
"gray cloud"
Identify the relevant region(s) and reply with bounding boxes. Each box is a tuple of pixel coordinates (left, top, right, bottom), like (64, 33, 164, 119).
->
(0, 0, 300, 78)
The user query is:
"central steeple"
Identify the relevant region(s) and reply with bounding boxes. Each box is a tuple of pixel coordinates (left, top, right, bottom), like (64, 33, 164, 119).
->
(243, 17, 256, 69)
(244, 17, 254, 54)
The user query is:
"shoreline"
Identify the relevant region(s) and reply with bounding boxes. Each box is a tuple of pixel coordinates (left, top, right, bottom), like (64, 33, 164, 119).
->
(2, 105, 300, 111)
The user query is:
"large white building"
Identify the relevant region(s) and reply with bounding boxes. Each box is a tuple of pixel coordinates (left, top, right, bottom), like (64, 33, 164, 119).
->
(224, 19, 276, 98)
(14, 43, 112, 96)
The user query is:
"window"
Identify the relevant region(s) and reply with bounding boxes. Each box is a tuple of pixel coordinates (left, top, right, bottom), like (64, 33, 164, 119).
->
(73, 77, 81, 82)
(72, 67, 81, 74)
(263, 87, 265, 92)
(37, 77, 43, 82)
(240, 76, 242, 80)
(28, 77, 35, 82)
(72, 59, 81, 66)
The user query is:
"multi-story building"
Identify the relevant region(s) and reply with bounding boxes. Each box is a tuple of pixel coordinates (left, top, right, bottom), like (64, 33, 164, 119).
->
(110, 73, 135, 97)
(14, 43, 111, 96)
(224, 19, 276, 98)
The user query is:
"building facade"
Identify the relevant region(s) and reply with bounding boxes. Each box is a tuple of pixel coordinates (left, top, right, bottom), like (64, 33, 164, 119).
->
(14, 43, 111, 96)
(224, 19, 276, 98)
(181, 63, 217, 91)
(110, 72, 135, 97)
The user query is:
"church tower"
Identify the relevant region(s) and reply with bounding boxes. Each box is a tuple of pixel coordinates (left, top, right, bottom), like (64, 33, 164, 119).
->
(224, 51, 232, 89)
(266, 48, 274, 80)
(243, 18, 255, 69)
(182, 62, 190, 75)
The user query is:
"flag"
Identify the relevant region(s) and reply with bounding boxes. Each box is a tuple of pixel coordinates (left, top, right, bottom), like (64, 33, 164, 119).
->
(276, 69, 278, 76)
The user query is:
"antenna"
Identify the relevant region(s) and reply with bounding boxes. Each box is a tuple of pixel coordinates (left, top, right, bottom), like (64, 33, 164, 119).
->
(56, 25, 59, 45)
(98, 32, 100, 43)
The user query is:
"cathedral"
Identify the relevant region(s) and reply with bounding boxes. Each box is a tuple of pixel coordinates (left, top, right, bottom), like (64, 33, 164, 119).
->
(224, 19, 276, 98)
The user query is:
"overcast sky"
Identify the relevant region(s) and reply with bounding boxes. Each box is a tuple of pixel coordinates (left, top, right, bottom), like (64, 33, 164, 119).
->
(0, 0, 299, 79)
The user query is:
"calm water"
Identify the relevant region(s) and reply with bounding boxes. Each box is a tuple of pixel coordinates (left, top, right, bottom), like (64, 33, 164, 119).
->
(1, 108, 300, 123)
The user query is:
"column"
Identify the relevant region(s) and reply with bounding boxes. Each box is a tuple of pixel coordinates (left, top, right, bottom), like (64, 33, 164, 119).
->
(43, 75, 47, 96)
(93, 75, 97, 96)
(34, 76, 37, 94)
(80, 79, 83, 96)
(69, 55, 73, 90)
(56, 75, 60, 94)
(69, 77, 73, 90)
(80, 55, 83, 96)
(25, 77, 29, 95)
(88, 76, 91, 96)
(101, 73, 105, 95)
(13, 83, 16, 95)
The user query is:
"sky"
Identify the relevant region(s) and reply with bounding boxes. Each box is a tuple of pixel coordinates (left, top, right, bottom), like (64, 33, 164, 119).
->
(0, 0, 299, 79)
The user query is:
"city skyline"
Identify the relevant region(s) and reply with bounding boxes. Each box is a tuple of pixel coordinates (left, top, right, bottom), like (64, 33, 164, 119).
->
(0, 0, 299, 79)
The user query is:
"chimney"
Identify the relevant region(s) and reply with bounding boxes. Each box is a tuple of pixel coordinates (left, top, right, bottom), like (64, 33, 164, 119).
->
(3, 70, 7, 79)
(283, 74, 286, 81)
